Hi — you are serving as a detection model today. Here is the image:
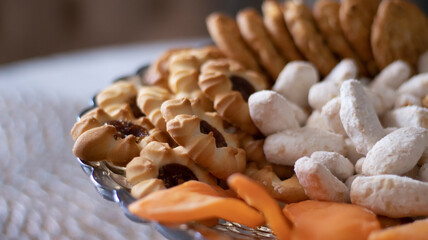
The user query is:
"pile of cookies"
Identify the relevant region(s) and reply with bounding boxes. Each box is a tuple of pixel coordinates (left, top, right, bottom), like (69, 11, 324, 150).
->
(71, 0, 428, 239)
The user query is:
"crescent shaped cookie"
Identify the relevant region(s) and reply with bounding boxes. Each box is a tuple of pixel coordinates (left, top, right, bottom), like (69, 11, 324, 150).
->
(161, 98, 246, 180)
(313, 0, 368, 76)
(339, 0, 380, 75)
(71, 106, 170, 167)
(262, 0, 303, 62)
(206, 13, 261, 72)
(198, 59, 268, 135)
(371, 0, 428, 70)
(283, 1, 338, 77)
(236, 8, 286, 79)
(126, 141, 217, 199)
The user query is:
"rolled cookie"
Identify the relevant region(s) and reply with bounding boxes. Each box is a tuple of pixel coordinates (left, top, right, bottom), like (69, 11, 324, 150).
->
(310, 151, 354, 181)
(321, 97, 346, 136)
(394, 94, 422, 108)
(295, 157, 350, 202)
(248, 90, 299, 136)
(264, 127, 346, 166)
(371, 60, 411, 90)
(398, 73, 428, 98)
(362, 127, 428, 176)
(351, 175, 428, 218)
(305, 110, 331, 132)
(382, 106, 428, 129)
(273, 61, 319, 108)
(340, 79, 385, 155)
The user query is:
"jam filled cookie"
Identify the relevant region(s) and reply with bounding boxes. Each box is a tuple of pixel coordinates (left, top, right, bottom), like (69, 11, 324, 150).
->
(198, 59, 268, 135)
(371, 0, 428, 70)
(71, 106, 169, 166)
(167, 46, 224, 111)
(283, 1, 338, 77)
(313, 0, 368, 76)
(261, 0, 303, 62)
(137, 85, 173, 131)
(206, 13, 261, 72)
(339, 0, 380, 75)
(95, 81, 144, 118)
(236, 8, 286, 79)
(161, 98, 246, 180)
(126, 141, 217, 199)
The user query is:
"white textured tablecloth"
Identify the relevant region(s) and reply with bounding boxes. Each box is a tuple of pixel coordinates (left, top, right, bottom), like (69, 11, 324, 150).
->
(0, 38, 206, 240)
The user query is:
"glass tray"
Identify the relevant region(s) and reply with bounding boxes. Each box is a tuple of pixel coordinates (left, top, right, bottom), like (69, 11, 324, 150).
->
(76, 65, 276, 240)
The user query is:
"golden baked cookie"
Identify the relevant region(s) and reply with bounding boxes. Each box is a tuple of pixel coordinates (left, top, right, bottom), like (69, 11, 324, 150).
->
(161, 97, 246, 180)
(95, 81, 144, 118)
(126, 141, 217, 199)
(143, 48, 189, 88)
(339, 0, 380, 76)
(136, 85, 173, 131)
(245, 162, 308, 203)
(167, 46, 224, 111)
(236, 8, 286, 79)
(283, 1, 338, 77)
(71, 106, 170, 167)
(262, 0, 303, 62)
(206, 13, 261, 72)
(198, 59, 268, 135)
(313, 0, 368, 76)
(371, 0, 428, 70)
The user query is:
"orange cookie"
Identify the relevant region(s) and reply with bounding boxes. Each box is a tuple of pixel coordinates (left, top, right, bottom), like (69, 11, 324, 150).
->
(262, 0, 303, 61)
(206, 13, 261, 72)
(71, 106, 169, 166)
(198, 59, 268, 135)
(161, 98, 246, 180)
(126, 141, 216, 199)
(339, 0, 380, 76)
(313, 0, 368, 76)
(283, 1, 338, 77)
(236, 8, 286, 79)
(371, 0, 428, 70)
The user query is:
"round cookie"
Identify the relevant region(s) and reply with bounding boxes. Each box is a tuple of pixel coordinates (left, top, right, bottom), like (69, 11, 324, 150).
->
(71, 106, 170, 167)
(206, 13, 261, 72)
(126, 141, 217, 199)
(236, 8, 286, 79)
(198, 59, 268, 135)
(161, 97, 246, 180)
(313, 0, 368, 76)
(283, 1, 338, 77)
(262, 0, 303, 61)
(371, 0, 428, 70)
(339, 0, 380, 75)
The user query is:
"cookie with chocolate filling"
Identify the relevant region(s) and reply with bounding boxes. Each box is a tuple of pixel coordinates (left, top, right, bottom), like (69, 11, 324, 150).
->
(126, 141, 217, 199)
(198, 59, 268, 135)
(71, 106, 170, 166)
(161, 98, 246, 180)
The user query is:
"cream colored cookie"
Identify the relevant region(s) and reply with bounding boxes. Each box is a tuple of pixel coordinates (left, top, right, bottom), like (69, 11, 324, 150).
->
(206, 13, 261, 72)
(161, 98, 246, 180)
(313, 0, 367, 76)
(137, 85, 173, 131)
(262, 0, 303, 62)
(237, 8, 286, 79)
(199, 59, 268, 135)
(283, 1, 338, 77)
(339, 0, 380, 76)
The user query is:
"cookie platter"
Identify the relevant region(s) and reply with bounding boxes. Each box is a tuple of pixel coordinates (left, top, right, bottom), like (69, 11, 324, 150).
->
(76, 66, 277, 240)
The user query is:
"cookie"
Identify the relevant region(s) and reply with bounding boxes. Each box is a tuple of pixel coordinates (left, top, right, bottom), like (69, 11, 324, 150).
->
(261, 0, 303, 61)
(371, 0, 428, 70)
(143, 48, 189, 88)
(206, 13, 261, 72)
(283, 1, 338, 77)
(313, 0, 368, 76)
(198, 59, 268, 135)
(161, 98, 246, 180)
(236, 8, 286, 79)
(167, 46, 224, 111)
(339, 0, 380, 75)
(126, 141, 217, 199)
(95, 81, 144, 118)
(71, 106, 170, 167)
